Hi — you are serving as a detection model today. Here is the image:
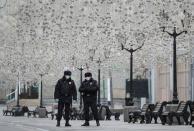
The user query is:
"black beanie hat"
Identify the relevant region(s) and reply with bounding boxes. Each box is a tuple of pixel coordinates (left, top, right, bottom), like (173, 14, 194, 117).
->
(85, 72, 92, 77)
(64, 70, 71, 76)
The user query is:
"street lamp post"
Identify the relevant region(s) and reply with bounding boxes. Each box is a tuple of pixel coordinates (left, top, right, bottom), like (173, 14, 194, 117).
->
(40, 74, 43, 107)
(39, 73, 48, 107)
(77, 66, 84, 109)
(89, 48, 102, 105)
(88, 48, 112, 105)
(161, 26, 187, 104)
(121, 43, 144, 106)
(97, 58, 102, 105)
(16, 72, 20, 107)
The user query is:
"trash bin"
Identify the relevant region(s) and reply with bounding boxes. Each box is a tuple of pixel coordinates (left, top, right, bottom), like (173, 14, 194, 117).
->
(38, 107, 47, 118)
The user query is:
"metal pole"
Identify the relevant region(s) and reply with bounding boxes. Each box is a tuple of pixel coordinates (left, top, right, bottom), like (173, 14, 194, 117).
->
(172, 37, 178, 104)
(98, 68, 101, 105)
(162, 27, 187, 103)
(40, 74, 43, 107)
(148, 69, 152, 103)
(192, 62, 194, 101)
(16, 73, 20, 107)
(129, 52, 134, 105)
(17, 85, 19, 106)
(121, 37, 144, 106)
(103, 76, 106, 99)
(109, 70, 113, 107)
(79, 67, 83, 109)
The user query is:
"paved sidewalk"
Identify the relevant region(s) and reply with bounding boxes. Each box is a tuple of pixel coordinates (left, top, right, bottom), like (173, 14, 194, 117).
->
(0, 116, 193, 131)
(0, 105, 193, 131)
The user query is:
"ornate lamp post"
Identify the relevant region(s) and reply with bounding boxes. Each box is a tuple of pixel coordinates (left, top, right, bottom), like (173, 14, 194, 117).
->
(72, 56, 87, 109)
(88, 48, 103, 105)
(16, 72, 20, 107)
(77, 65, 86, 110)
(89, 48, 112, 105)
(117, 32, 145, 106)
(158, 8, 191, 103)
(96, 58, 101, 105)
(121, 43, 144, 106)
(39, 73, 48, 107)
(35, 64, 50, 108)
(161, 26, 187, 104)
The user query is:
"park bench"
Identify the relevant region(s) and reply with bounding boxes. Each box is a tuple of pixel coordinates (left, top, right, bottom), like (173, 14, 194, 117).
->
(98, 105, 120, 121)
(149, 101, 167, 124)
(28, 106, 39, 117)
(51, 104, 76, 120)
(189, 101, 194, 127)
(3, 105, 13, 116)
(128, 104, 154, 124)
(139, 104, 154, 123)
(161, 101, 190, 125)
(128, 104, 148, 123)
(70, 107, 78, 120)
(28, 106, 52, 118)
(12, 106, 25, 116)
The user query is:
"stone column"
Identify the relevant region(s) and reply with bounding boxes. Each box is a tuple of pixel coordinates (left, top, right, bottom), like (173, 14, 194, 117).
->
(151, 66, 156, 103)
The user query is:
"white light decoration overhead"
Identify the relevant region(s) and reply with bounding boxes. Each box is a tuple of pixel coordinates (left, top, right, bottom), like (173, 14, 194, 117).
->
(0, 0, 193, 87)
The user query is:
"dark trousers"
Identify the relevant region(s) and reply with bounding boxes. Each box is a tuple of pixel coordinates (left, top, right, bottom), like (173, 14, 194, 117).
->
(84, 100, 99, 122)
(57, 100, 71, 121)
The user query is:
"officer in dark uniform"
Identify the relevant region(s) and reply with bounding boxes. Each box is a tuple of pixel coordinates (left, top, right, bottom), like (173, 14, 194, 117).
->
(54, 70, 77, 127)
(79, 72, 100, 126)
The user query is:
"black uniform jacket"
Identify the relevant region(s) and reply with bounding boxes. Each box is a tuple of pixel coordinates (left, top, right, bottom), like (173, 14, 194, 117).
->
(79, 78, 99, 102)
(54, 77, 77, 103)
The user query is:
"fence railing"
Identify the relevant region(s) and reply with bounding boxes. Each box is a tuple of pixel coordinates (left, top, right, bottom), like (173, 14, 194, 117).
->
(6, 91, 16, 103)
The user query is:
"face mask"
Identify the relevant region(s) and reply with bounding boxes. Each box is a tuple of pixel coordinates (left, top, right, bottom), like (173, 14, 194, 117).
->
(65, 75, 70, 79)
(85, 77, 91, 81)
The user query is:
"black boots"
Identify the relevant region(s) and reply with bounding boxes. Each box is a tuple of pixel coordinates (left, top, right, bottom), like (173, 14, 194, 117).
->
(65, 120, 71, 127)
(96, 120, 100, 126)
(81, 121, 90, 126)
(81, 121, 100, 127)
(56, 120, 71, 127)
(56, 121, 60, 127)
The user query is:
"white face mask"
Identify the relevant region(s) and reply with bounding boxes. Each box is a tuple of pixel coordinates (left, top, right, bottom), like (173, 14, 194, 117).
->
(65, 75, 70, 79)
(85, 77, 91, 81)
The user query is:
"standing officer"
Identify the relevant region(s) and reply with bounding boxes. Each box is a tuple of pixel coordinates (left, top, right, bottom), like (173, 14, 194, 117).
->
(54, 70, 77, 127)
(79, 72, 100, 126)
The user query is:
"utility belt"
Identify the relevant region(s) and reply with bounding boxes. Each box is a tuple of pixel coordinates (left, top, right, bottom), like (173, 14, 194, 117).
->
(85, 94, 91, 97)
(82, 93, 91, 97)
(61, 94, 71, 97)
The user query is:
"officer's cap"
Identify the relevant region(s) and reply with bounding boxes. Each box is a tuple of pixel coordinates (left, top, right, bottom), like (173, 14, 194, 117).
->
(64, 70, 71, 76)
(85, 72, 92, 77)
